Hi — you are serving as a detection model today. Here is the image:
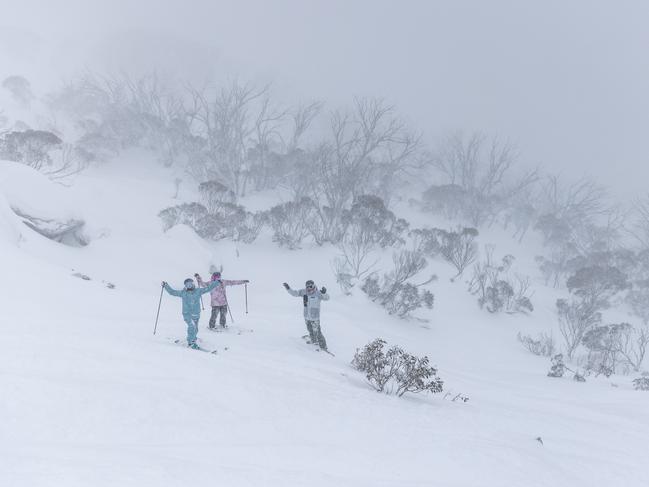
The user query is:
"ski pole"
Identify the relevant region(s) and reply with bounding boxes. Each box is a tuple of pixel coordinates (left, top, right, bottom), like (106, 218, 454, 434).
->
(245, 283, 248, 314)
(200, 294, 204, 311)
(224, 295, 235, 324)
(227, 303, 235, 324)
(153, 284, 164, 335)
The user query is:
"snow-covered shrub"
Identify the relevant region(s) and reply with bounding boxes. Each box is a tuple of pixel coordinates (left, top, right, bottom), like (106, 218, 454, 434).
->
(361, 250, 435, 318)
(410, 227, 443, 257)
(351, 338, 444, 396)
(633, 373, 649, 391)
(566, 265, 628, 309)
(159, 197, 264, 243)
(196, 203, 264, 243)
(266, 197, 315, 249)
(346, 194, 409, 248)
(551, 265, 629, 362)
(198, 180, 236, 213)
(517, 332, 555, 357)
(469, 249, 534, 314)
(581, 323, 648, 374)
(0, 130, 63, 170)
(547, 354, 566, 378)
(617, 325, 649, 372)
(582, 323, 632, 376)
(234, 211, 266, 244)
(159, 203, 208, 232)
(437, 226, 479, 278)
(421, 184, 467, 220)
(556, 298, 602, 360)
(331, 197, 402, 293)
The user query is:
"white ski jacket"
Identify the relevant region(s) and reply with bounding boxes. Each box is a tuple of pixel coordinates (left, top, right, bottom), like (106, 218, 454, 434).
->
(286, 287, 329, 321)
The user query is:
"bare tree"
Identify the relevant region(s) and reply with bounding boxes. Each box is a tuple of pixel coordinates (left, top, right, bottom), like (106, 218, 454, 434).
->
(614, 325, 649, 372)
(288, 101, 322, 151)
(185, 81, 274, 195)
(303, 98, 421, 243)
(538, 175, 608, 226)
(430, 132, 538, 226)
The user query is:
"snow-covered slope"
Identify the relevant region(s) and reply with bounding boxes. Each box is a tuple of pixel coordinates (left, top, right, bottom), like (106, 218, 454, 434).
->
(1, 158, 647, 487)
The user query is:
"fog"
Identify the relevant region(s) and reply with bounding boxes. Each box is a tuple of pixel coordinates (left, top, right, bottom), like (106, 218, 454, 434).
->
(1, 0, 647, 196)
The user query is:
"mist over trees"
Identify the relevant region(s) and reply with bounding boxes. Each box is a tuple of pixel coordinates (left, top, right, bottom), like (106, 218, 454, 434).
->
(2, 69, 649, 376)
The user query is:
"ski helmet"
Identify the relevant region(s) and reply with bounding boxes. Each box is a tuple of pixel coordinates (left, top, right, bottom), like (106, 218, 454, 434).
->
(184, 278, 195, 289)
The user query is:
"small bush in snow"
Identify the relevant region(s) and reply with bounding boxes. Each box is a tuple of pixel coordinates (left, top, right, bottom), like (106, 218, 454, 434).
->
(421, 184, 467, 220)
(582, 323, 631, 376)
(266, 197, 315, 249)
(556, 298, 602, 360)
(361, 250, 435, 318)
(469, 249, 534, 314)
(198, 180, 236, 213)
(438, 227, 479, 278)
(580, 322, 649, 375)
(351, 338, 444, 397)
(0, 129, 63, 170)
(159, 202, 264, 243)
(517, 332, 555, 357)
(196, 203, 265, 243)
(159, 202, 208, 231)
(346, 195, 409, 248)
(566, 265, 629, 309)
(547, 354, 566, 378)
(633, 373, 649, 391)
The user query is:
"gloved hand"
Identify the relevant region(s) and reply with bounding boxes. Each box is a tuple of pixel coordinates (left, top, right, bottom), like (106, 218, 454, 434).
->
(194, 273, 200, 279)
(283, 282, 290, 290)
(244, 280, 250, 283)
(161, 281, 167, 287)
(320, 287, 327, 294)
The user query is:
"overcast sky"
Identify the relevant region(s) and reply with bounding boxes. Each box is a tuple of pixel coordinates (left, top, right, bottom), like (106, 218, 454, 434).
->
(1, 0, 647, 197)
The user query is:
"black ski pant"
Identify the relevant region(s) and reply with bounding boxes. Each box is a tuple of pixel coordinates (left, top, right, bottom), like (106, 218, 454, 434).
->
(209, 305, 228, 328)
(306, 319, 328, 351)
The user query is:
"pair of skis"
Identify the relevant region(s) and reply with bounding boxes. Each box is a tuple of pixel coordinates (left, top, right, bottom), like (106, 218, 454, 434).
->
(172, 338, 226, 354)
(208, 325, 253, 335)
(301, 335, 335, 356)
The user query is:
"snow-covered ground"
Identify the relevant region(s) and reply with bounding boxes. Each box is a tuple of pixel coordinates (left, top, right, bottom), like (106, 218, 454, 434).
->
(1, 157, 647, 487)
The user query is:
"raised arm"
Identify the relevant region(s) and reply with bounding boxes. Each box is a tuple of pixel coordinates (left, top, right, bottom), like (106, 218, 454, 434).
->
(283, 283, 303, 297)
(319, 286, 330, 301)
(163, 282, 183, 297)
(199, 279, 220, 295)
(195, 274, 207, 288)
(223, 279, 249, 286)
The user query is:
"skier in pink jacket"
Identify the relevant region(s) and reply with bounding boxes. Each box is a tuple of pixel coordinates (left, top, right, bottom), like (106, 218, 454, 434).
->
(195, 271, 249, 329)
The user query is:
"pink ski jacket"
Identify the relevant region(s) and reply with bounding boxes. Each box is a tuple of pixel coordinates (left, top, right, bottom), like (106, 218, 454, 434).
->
(197, 275, 247, 306)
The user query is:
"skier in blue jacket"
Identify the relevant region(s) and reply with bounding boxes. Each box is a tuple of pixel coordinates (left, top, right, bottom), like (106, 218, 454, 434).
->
(162, 277, 220, 348)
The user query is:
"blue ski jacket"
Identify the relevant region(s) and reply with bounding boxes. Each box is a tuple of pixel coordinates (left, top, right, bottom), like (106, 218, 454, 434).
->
(164, 280, 219, 317)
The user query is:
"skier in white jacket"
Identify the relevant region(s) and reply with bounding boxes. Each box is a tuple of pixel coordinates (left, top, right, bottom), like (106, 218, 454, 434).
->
(283, 279, 330, 351)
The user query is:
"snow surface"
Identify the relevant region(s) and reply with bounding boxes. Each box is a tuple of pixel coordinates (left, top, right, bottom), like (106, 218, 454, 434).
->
(1, 157, 647, 487)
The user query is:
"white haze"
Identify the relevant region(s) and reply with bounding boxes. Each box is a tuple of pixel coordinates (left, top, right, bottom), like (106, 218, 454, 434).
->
(1, 0, 648, 196)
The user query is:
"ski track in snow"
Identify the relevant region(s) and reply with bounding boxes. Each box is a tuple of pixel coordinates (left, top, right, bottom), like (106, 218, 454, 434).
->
(1, 157, 647, 487)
